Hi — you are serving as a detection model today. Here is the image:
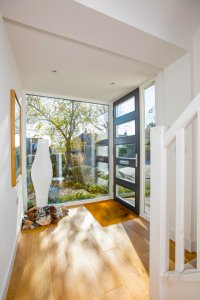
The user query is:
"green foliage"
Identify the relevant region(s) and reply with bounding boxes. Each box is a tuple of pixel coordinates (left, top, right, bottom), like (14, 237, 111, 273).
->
(117, 186, 135, 198)
(56, 192, 97, 202)
(27, 183, 34, 194)
(62, 181, 74, 188)
(27, 199, 36, 210)
(118, 144, 136, 158)
(145, 122, 156, 147)
(145, 180, 150, 197)
(118, 146, 127, 156)
(118, 186, 129, 194)
(74, 181, 83, 189)
(26, 95, 109, 166)
(97, 171, 109, 181)
(85, 184, 108, 194)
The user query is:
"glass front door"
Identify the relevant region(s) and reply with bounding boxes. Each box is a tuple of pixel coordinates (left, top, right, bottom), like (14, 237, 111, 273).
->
(113, 88, 140, 214)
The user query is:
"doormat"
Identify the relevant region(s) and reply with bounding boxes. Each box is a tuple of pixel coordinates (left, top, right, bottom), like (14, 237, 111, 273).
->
(84, 200, 137, 227)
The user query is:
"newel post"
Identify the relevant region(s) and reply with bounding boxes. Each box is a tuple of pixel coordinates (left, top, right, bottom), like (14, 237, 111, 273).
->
(150, 126, 167, 300)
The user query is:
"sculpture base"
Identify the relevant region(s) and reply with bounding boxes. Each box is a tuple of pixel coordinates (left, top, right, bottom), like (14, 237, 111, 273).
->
(22, 205, 69, 230)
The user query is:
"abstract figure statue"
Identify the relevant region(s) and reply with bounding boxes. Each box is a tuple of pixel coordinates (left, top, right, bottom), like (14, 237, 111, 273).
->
(31, 139, 53, 207)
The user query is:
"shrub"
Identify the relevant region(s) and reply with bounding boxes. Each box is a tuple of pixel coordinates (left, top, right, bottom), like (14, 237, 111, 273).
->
(74, 182, 83, 189)
(85, 184, 108, 194)
(57, 192, 97, 202)
(145, 180, 150, 197)
(97, 171, 109, 181)
(62, 181, 74, 188)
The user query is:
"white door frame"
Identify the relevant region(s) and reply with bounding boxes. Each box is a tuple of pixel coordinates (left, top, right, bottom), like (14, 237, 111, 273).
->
(139, 78, 156, 221)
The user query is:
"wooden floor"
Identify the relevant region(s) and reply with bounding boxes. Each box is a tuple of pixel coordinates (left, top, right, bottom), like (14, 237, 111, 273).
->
(7, 205, 149, 300)
(169, 240, 197, 270)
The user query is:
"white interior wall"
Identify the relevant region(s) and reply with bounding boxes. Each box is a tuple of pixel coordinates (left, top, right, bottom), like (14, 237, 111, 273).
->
(161, 280, 200, 300)
(153, 25, 200, 299)
(0, 11, 23, 299)
(162, 53, 192, 127)
(193, 26, 200, 98)
(155, 53, 193, 250)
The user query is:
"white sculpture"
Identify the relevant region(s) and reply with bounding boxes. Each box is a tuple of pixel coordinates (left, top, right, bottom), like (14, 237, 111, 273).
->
(31, 139, 53, 207)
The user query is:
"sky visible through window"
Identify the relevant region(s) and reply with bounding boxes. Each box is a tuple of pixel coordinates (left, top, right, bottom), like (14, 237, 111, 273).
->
(144, 83, 155, 215)
(116, 97, 135, 118)
(144, 85, 156, 127)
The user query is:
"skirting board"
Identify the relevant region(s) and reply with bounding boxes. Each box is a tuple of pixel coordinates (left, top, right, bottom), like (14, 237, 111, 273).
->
(0, 215, 22, 300)
(140, 212, 150, 222)
(170, 229, 197, 252)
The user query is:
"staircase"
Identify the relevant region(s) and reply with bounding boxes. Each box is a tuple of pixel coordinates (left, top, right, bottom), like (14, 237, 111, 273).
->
(150, 92, 200, 300)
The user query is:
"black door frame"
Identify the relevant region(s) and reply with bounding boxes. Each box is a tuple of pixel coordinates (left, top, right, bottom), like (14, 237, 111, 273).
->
(113, 88, 140, 215)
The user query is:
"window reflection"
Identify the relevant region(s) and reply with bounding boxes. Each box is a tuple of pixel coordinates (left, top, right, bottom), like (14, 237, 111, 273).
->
(116, 120, 135, 137)
(116, 165, 135, 183)
(116, 144, 136, 158)
(116, 97, 135, 117)
(116, 185, 135, 207)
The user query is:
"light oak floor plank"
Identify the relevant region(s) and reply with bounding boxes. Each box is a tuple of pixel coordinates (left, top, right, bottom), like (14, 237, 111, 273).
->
(103, 223, 148, 276)
(6, 232, 32, 300)
(7, 203, 150, 300)
(106, 286, 133, 300)
(47, 227, 81, 300)
(104, 247, 149, 300)
(28, 230, 54, 300)
(77, 226, 122, 293)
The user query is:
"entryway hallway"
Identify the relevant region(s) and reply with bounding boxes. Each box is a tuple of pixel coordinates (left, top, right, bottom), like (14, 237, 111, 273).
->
(6, 202, 149, 300)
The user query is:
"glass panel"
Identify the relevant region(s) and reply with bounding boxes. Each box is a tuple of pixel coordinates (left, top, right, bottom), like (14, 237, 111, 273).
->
(116, 185, 135, 207)
(26, 95, 109, 208)
(144, 84, 156, 214)
(116, 165, 135, 183)
(96, 145, 108, 157)
(96, 162, 109, 189)
(116, 97, 135, 117)
(116, 120, 135, 137)
(116, 144, 136, 158)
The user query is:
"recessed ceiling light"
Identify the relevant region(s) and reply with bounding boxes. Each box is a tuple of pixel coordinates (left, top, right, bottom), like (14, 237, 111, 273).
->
(51, 70, 57, 73)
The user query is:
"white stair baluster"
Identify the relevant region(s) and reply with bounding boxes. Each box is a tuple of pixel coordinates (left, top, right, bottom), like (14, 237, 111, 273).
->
(150, 126, 167, 300)
(197, 111, 200, 269)
(175, 128, 185, 273)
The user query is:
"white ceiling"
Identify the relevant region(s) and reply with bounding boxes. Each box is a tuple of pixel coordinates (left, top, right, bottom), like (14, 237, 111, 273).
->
(0, 0, 195, 103)
(5, 20, 160, 102)
(75, 0, 200, 50)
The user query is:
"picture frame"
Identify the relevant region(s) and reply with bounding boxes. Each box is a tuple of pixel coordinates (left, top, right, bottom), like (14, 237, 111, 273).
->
(10, 89, 22, 186)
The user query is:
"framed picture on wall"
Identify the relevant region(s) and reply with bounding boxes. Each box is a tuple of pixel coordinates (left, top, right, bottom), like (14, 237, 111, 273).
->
(10, 89, 22, 186)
